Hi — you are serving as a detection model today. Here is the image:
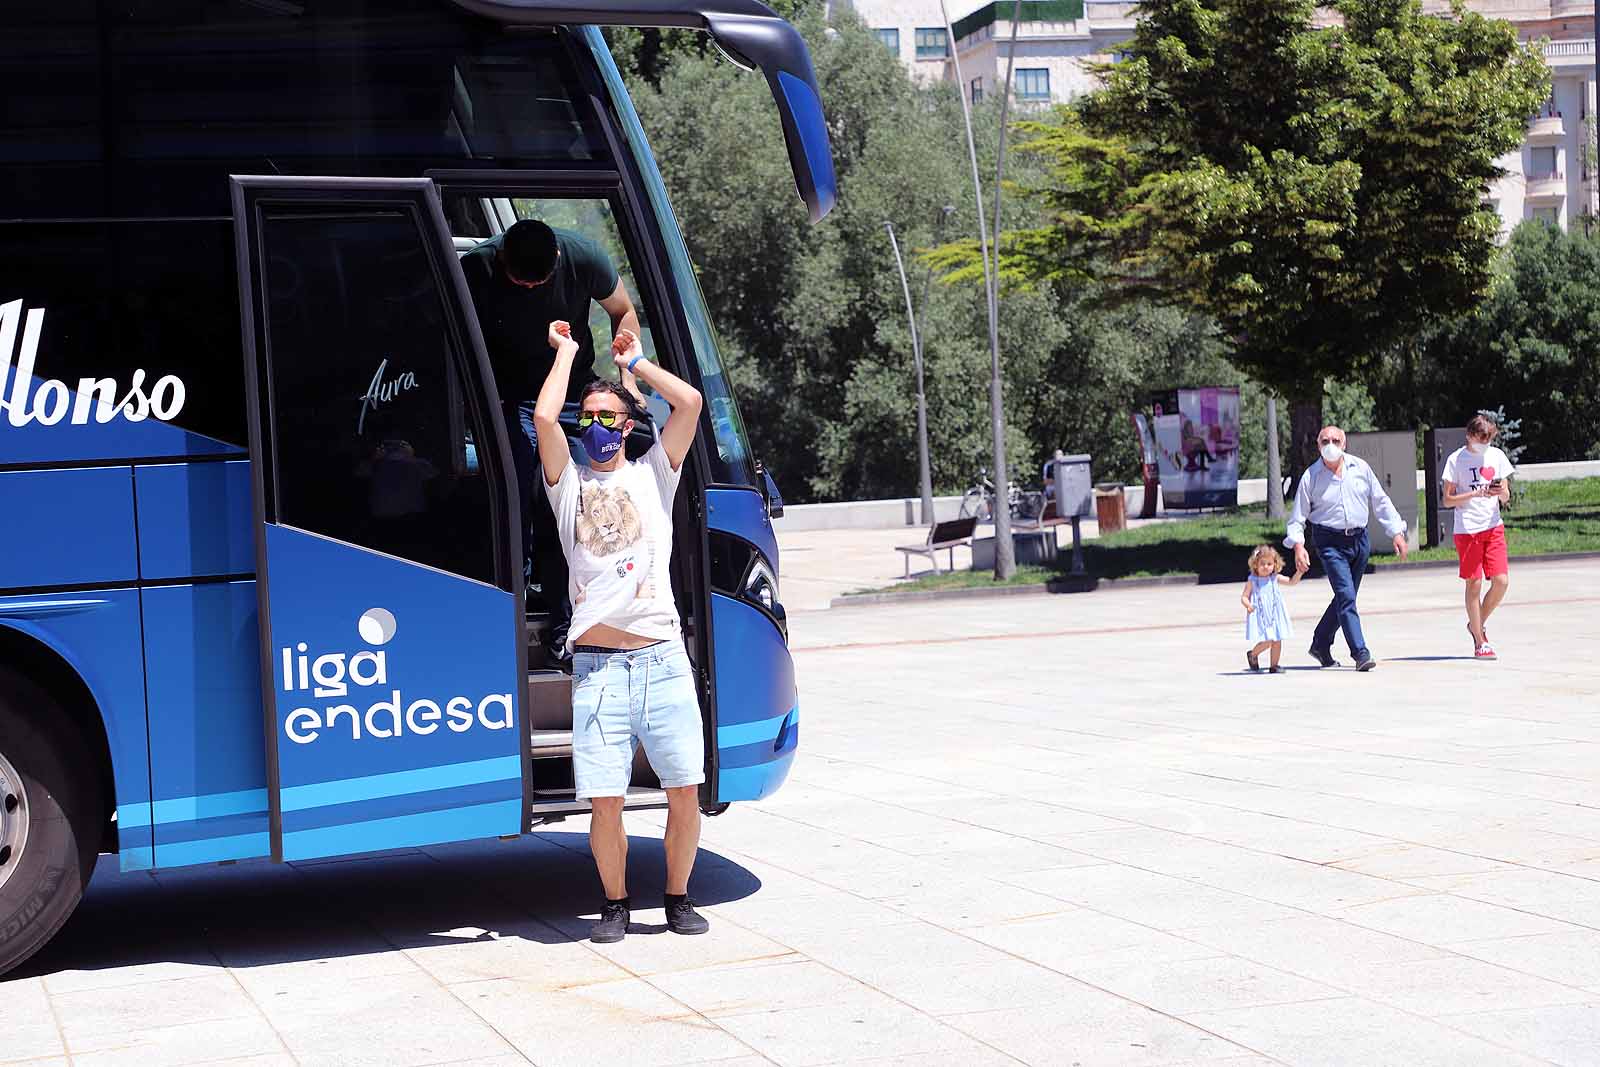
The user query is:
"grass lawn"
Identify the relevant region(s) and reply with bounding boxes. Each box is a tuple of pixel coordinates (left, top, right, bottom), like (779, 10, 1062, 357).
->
(859, 476, 1600, 595)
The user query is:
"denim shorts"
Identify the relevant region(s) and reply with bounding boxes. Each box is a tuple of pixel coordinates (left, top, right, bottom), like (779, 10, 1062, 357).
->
(571, 640, 705, 798)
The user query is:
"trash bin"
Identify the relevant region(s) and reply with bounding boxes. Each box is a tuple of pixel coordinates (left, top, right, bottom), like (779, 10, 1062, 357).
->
(1093, 483, 1126, 534)
(1049, 452, 1092, 518)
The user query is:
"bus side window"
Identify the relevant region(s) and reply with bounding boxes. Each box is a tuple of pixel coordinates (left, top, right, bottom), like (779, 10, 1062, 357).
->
(257, 209, 495, 585)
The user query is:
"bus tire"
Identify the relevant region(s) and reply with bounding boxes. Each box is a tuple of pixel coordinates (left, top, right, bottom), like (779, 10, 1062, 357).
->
(0, 667, 102, 978)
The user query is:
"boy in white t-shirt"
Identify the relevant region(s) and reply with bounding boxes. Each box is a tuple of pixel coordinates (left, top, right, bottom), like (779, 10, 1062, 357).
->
(1441, 414, 1514, 660)
(534, 319, 708, 944)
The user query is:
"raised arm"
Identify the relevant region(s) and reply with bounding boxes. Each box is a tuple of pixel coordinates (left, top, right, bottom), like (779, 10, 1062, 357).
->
(609, 328, 649, 412)
(600, 279, 641, 349)
(533, 321, 578, 487)
(599, 279, 642, 404)
(611, 336, 701, 471)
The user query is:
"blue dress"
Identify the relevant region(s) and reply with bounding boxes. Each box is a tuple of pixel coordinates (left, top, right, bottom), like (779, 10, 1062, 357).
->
(1245, 574, 1293, 643)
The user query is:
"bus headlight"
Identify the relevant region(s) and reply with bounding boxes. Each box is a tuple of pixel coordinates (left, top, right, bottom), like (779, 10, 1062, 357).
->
(743, 557, 778, 613)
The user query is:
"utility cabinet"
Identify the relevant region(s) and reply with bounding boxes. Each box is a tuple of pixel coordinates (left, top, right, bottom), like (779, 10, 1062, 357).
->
(1345, 430, 1420, 555)
(1423, 426, 1469, 548)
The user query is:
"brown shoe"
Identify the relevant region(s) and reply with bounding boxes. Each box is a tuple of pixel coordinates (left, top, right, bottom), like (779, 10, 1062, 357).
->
(1246, 650, 1260, 672)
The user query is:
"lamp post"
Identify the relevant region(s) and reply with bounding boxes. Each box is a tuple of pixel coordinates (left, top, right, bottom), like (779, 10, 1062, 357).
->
(940, 0, 1015, 579)
(1265, 393, 1285, 519)
(884, 221, 936, 526)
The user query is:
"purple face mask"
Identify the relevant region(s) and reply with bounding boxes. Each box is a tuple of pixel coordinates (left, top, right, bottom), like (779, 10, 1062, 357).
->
(580, 418, 624, 462)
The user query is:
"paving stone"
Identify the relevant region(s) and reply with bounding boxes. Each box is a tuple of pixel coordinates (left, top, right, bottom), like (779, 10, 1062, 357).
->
(68, 1014, 284, 1067)
(1171, 914, 1449, 988)
(647, 958, 877, 1018)
(49, 974, 260, 1044)
(964, 909, 1222, 972)
(0, 977, 65, 1063)
(1063, 955, 1344, 1016)
(29, 559, 1600, 1064)
(1439, 1002, 1600, 1067)
(1340, 955, 1592, 1017)
(259, 971, 519, 1067)
(1339, 891, 1578, 943)
(1449, 930, 1600, 990)
(455, 975, 755, 1066)
(713, 998, 987, 1067)
(944, 998, 1255, 1066)
(1183, 996, 1553, 1067)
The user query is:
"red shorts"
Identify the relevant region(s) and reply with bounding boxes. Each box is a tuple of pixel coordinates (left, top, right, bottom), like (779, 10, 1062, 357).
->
(1454, 525, 1508, 580)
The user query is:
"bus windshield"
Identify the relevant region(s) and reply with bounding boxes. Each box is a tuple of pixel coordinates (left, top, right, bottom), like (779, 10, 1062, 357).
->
(583, 27, 758, 487)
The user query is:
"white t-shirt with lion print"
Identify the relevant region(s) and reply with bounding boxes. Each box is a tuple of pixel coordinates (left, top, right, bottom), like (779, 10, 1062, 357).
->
(546, 443, 683, 653)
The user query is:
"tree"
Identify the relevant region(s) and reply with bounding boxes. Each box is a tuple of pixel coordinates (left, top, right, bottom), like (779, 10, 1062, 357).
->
(625, 9, 1301, 503)
(1374, 221, 1600, 462)
(940, 0, 1548, 478)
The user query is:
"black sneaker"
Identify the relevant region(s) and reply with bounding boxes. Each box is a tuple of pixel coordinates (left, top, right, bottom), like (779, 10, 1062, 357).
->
(665, 897, 710, 936)
(1355, 656, 1377, 672)
(1308, 645, 1338, 668)
(591, 901, 629, 943)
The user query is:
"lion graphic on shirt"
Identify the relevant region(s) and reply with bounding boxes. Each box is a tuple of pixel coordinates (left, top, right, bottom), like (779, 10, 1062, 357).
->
(576, 484, 643, 557)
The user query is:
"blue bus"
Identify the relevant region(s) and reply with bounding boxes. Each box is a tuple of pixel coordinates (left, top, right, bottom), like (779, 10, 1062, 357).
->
(0, 0, 832, 976)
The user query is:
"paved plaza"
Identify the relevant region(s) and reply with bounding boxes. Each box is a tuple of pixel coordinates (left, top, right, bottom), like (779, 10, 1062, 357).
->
(6, 559, 1600, 1066)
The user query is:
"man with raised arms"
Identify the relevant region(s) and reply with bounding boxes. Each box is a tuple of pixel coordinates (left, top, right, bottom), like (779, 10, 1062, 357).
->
(533, 319, 707, 943)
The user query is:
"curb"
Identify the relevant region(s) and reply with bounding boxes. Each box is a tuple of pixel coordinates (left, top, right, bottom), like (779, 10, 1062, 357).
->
(829, 571, 1198, 608)
(1370, 549, 1600, 572)
(827, 549, 1600, 609)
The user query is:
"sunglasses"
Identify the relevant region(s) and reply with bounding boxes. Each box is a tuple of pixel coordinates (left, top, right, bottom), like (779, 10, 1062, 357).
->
(576, 410, 627, 429)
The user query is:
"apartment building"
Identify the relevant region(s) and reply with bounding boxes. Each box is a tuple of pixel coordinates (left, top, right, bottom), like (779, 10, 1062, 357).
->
(840, 0, 1599, 229)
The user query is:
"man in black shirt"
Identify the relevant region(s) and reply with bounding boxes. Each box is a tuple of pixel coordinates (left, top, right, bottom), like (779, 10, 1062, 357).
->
(462, 220, 640, 661)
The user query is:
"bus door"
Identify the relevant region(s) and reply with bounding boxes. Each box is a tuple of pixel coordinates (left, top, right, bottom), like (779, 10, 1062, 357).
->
(230, 176, 529, 862)
(430, 170, 709, 804)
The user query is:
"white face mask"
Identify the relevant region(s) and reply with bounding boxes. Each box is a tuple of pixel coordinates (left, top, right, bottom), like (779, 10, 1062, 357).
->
(1320, 441, 1344, 463)
(1466, 440, 1487, 454)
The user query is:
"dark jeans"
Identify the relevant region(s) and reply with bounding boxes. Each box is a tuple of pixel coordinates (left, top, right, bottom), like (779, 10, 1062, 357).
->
(1311, 524, 1369, 659)
(504, 402, 571, 639)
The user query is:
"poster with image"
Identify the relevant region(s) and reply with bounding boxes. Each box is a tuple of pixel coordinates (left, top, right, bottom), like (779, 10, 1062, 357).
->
(1145, 387, 1240, 509)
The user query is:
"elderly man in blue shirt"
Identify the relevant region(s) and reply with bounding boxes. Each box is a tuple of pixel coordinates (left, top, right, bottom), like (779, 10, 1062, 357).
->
(1286, 425, 1409, 671)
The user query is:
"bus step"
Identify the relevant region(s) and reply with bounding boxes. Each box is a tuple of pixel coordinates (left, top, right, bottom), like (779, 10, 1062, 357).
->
(530, 729, 572, 758)
(527, 670, 571, 738)
(528, 787, 667, 816)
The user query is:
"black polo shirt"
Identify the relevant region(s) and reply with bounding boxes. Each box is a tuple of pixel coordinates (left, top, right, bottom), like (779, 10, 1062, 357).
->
(461, 228, 619, 404)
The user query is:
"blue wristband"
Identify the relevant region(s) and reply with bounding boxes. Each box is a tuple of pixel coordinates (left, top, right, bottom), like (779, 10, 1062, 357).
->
(627, 355, 646, 374)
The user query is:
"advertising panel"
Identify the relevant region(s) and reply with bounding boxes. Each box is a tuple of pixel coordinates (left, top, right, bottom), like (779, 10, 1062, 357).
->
(1145, 388, 1240, 509)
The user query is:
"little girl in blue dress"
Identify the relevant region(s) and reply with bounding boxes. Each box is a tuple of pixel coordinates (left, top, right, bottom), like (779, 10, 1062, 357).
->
(1241, 544, 1306, 673)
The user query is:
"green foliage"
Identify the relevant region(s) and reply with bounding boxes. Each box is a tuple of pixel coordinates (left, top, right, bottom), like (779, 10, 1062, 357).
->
(944, 0, 1549, 416)
(625, 11, 1245, 501)
(870, 476, 1600, 592)
(1374, 221, 1600, 463)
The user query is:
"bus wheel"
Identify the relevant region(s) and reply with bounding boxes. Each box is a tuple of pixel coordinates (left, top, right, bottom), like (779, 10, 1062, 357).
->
(0, 668, 102, 977)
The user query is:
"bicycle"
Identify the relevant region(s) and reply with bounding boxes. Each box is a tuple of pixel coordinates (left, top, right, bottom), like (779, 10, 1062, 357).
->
(959, 468, 1043, 522)
(958, 469, 995, 521)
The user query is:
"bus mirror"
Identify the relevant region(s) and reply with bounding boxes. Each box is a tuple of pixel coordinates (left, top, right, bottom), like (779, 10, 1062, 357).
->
(755, 459, 784, 520)
(702, 13, 837, 224)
